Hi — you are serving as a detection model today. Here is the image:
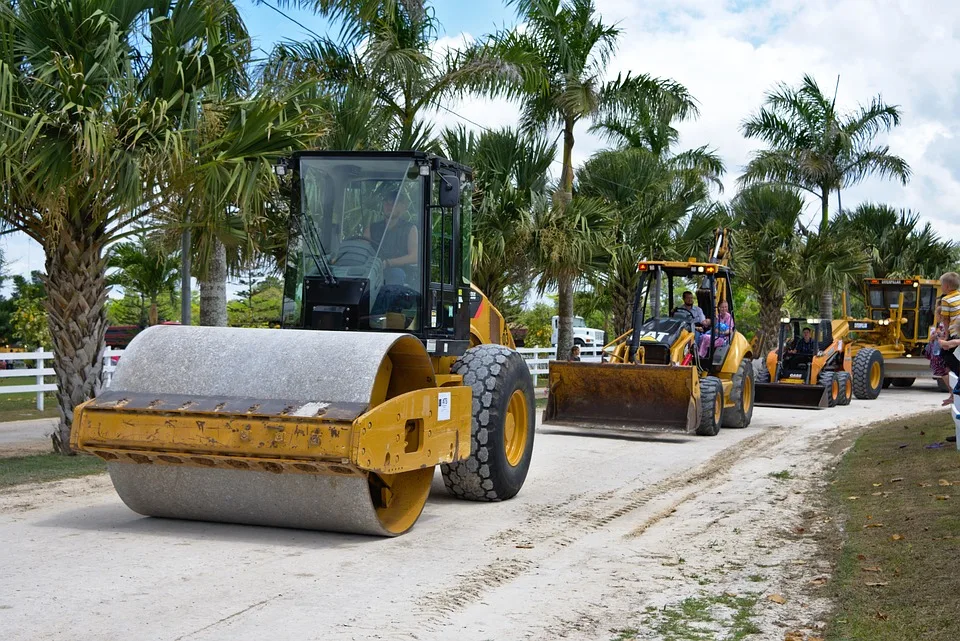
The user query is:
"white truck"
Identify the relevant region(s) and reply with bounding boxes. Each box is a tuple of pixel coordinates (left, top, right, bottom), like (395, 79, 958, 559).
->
(551, 315, 605, 348)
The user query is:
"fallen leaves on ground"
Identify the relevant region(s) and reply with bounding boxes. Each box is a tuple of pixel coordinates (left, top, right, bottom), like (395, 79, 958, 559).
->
(891, 477, 904, 483)
(891, 534, 904, 541)
(866, 581, 890, 587)
(939, 479, 953, 486)
(767, 593, 787, 604)
(935, 495, 951, 500)
(862, 566, 882, 572)
(864, 523, 885, 528)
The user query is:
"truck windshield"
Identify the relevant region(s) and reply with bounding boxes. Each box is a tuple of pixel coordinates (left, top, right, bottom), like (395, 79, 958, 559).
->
(282, 156, 424, 330)
(573, 318, 586, 328)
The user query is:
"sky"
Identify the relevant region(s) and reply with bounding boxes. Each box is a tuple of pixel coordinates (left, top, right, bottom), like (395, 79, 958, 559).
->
(4, 0, 958, 292)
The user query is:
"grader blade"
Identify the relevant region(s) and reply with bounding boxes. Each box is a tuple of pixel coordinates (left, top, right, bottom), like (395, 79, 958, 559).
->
(543, 361, 699, 434)
(754, 383, 828, 410)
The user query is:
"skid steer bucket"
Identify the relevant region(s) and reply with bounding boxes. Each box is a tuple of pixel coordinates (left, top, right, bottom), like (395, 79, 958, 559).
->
(71, 326, 472, 536)
(543, 361, 699, 433)
(754, 383, 828, 409)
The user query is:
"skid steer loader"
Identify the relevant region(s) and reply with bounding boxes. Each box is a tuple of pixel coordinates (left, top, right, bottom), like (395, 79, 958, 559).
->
(841, 276, 942, 392)
(70, 151, 536, 536)
(755, 319, 853, 409)
(544, 229, 755, 436)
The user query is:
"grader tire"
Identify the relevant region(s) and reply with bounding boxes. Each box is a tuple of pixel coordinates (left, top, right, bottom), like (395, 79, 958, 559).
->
(853, 348, 884, 400)
(818, 371, 839, 408)
(835, 371, 852, 406)
(891, 378, 916, 388)
(723, 359, 755, 428)
(696, 376, 724, 437)
(441, 344, 535, 501)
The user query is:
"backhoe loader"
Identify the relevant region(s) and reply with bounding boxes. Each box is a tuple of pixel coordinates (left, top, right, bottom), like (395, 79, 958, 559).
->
(544, 229, 755, 436)
(755, 318, 853, 409)
(70, 151, 536, 536)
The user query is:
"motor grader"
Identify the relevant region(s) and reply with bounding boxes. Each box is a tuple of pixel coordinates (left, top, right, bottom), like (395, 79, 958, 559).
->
(754, 318, 854, 409)
(544, 229, 755, 436)
(70, 151, 536, 536)
(841, 276, 941, 392)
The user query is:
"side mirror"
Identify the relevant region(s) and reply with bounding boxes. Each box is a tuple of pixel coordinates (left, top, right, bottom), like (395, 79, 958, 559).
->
(438, 173, 460, 208)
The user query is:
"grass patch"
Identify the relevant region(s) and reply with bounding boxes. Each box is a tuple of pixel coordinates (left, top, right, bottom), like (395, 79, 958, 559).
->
(769, 469, 793, 480)
(826, 411, 960, 641)
(631, 593, 760, 641)
(0, 375, 59, 422)
(0, 452, 105, 488)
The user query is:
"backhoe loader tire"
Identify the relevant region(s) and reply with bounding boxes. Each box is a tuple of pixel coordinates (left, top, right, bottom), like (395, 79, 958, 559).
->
(891, 378, 915, 388)
(723, 359, 755, 428)
(696, 376, 724, 437)
(441, 344, 535, 502)
(754, 359, 770, 384)
(853, 348, 884, 400)
(835, 371, 852, 406)
(818, 371, 839, 408)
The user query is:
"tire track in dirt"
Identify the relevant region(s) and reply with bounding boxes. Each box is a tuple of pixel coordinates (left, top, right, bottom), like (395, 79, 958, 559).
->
(417, 428, 789, 629)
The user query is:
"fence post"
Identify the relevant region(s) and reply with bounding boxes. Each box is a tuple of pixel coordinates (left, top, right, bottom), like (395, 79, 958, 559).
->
(35, 348, 44, 412)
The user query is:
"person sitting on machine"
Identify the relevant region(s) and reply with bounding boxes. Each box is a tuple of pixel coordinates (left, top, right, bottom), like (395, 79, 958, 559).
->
(697, 299, 732, 358)
(364, 189, 418, 285)
(788, 327, 817, 356)
(673, 290, 709, 339)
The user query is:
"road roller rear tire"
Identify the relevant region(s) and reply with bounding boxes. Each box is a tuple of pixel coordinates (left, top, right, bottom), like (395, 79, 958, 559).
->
(441, 344, 535, 501)
(696, 376, 723, 436)
(723, 359, 754, 428)
(835, 371, 852, 406)
(853, 348, 884, 400)
(818, 370, 839, 408)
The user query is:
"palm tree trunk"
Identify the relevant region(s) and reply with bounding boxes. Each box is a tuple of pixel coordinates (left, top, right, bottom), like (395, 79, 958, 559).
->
(819, 286, 834, 321)
(45, 228, 107, 454)
(818, 187, 833, 319)
(148, 299, 159, 326)
(557, 273, 575, 361)
(757, 296, 784, 357)
(199, 240, 228, 326)
(555, 118, 577, 358)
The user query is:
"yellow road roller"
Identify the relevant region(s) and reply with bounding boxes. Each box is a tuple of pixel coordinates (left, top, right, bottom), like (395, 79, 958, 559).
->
(71, 151, 536, 536)
(544, 229, 755, 436)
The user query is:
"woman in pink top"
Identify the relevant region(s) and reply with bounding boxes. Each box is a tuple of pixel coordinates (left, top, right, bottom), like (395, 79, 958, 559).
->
(698, 299, 733, 358)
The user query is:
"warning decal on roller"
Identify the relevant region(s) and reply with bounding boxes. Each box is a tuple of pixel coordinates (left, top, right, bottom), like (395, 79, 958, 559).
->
(437, 392, 451, 421)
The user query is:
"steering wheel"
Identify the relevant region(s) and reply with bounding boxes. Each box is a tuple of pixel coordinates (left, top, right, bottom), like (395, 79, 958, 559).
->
(332, 237, 378, 266)
(672, 308, 695, 321)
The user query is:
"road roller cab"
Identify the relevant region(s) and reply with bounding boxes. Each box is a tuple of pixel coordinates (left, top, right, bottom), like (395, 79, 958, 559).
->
(544, 229, 756, 437)
(71, 151, 536, 536)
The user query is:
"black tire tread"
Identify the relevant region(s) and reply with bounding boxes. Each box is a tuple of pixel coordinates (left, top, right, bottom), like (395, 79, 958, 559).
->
(835, 371, 852, 406)
(852, 348, 884, 400)
(723, 359, 754, 428)
(818, 370, 838, 407)
(696, 376, 723, 437)
(441, 344, 535, 502)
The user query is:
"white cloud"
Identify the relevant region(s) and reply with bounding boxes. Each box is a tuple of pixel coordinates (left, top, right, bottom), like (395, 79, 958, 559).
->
(431, 0, 960, 245)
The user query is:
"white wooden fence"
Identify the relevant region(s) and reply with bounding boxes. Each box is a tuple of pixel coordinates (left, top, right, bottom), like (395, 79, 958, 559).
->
(0, 348, 123, 411)
(0, 344, 593, 410)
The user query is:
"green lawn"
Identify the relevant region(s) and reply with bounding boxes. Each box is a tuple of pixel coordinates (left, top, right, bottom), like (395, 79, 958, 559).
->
(826, 411, 960, 640)
(0, 452, 105, 488)
(0, 375, 60, 422)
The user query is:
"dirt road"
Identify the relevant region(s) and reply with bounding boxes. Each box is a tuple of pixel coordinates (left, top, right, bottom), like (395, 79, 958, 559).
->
(0, 383, 947, 640)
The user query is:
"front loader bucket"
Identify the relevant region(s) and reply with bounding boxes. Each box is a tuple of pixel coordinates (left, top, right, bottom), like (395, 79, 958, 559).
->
(754, 383, 828, 410)
(544, 361, 698, 434)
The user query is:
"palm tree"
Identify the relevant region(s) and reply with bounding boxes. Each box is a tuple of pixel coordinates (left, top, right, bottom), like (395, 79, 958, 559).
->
(439, 126, 556, 311)
(0, 0, 248, 451)
(108, 234, 181, 327)
(577, 147, 723, 336)
(837, 203, 958, 278)
(739, 74, 911, 318)
(528, 195, 614, 333)
(481, 0, 697, 358)
(729, 185, 805, 355)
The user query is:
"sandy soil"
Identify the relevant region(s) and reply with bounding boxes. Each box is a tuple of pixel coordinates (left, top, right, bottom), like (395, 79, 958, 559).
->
(0, 383, 945, 641)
